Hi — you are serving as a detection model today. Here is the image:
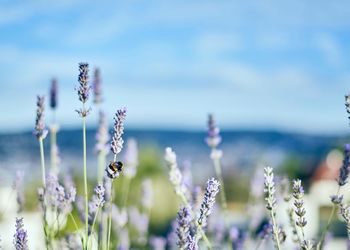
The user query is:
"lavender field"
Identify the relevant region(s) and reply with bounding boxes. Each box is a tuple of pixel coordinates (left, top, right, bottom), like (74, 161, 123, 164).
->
(2, 1, 350, 250)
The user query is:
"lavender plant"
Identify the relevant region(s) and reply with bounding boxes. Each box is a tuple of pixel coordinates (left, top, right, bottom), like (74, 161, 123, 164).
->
(205, 114, 227, 210)
(13, 170, 25, 213)
(292, 180, 307, 239)
(93, 68, 102, 105)
(106, 108, 127, 249)
(34, 95, 48, 187)
(318, 143, 350, 249)
(13, 217, 28, 250)
(49, 78, 60, 174)
(95, 111, 110, 182)
(263, 166, 281, 250)
(76, 62, 91, 249)
(176, 206, 191, 249)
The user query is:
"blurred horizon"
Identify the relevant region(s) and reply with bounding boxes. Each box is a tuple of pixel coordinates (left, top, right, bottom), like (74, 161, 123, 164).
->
(1, 1, 350, 133)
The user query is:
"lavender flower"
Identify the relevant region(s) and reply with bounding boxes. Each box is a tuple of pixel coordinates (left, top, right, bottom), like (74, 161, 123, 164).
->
(292, 179, 307, 228)
(229, 227, 245, 250)
(197, 178, 220, 228)
(164, 147, 187, 197)
(88, 184, 105, 227)
(263, 166, 281, 250)
(186, 235, 198, 250)
(77, 62, 90, 103)
(205, 114, 221, 148)
(287, 208, 300, 244)
(150, 236, 167, 250)
(141, 179, 153, 210)
(44, 173, 76, 214)
(339, 199, 350, 237)
(76, 63, 91, 117)
(13, 170, 25, 213)
(337, 144, 350, 186)
(331, 194, 344, 205)
(123, 138, 139, 178)
(301, 240, 315, 250)
(93, 68, 102, 104)
(13, 217, 28, 250)
(50, 78, 58, 110)
(65, 234, 83, 250)
(176, 206, 191, 249)
(258, 223, 272, 240)
(110, 108, 127, 156)
(264, 167, 277, 211)
(34, 95, 48, 139)
(345, 94, 350, 124)
(95, 111, 110, 155)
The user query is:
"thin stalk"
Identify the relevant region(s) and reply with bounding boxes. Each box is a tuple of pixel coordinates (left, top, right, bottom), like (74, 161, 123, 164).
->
(270, 210, 281, 250)
(88, 207, 101, 249)
(50, 126, 57, 173)
(39, 137, 46, 187)
(90, 207, 101, 238)
(68, 212, 80, 232)
(317, 186, 341, 250)
(82, 113, 89, 249)
(212, 152, 227, 210)
(107, 180, 114, 250)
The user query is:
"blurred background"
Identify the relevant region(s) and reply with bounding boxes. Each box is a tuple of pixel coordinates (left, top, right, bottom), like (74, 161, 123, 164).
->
(1, 0, 350, 248)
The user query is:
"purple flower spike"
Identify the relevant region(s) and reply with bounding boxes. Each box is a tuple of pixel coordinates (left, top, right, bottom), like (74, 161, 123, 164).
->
(49, 78, 58, 110)
(95, 111, 110, 155)
(176, 206, 191, 249)
(110, 108, 127, 155)
(76, 63, 91, 117)
(13, 217, 28, 250)
(34, 95, 48, 139)
(337, 144, 350, 186)
(77, 63, 90, 103)
(13, 171, 25, 213)
(205, 114, 221, 148)
(197, 178, 220, 228)
(93, 68, 103, 104)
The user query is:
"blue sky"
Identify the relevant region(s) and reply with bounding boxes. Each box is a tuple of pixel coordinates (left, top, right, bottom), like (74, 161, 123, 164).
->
(1, 0, 350, 133)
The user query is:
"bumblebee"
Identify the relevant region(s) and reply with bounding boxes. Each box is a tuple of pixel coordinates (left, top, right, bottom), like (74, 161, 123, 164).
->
(106, 161, 123, 179)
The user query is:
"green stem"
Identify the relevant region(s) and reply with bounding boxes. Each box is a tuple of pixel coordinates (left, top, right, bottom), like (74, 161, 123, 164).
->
(82, 115, 89, 249)
(317, 186, 341, 250)
(90, 207, 101, 237)
(68, 212, 80, 232)
(39, 137, 46, 187)
(50, 126, 57, 173)
(107, 180, 114, 250)
(212, 151, 227, 210)
(270, 210, 281, 250)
